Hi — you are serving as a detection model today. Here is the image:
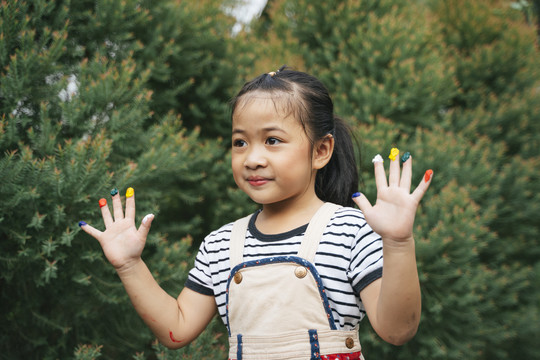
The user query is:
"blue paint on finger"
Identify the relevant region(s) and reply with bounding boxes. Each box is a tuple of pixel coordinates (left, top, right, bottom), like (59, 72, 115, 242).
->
(352, 192, 362, 199)
(78, 221, 87, 227)
(401, 152, 411, 163)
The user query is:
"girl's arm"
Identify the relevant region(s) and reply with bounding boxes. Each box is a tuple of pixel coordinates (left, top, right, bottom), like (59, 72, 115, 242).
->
(80, 189, 216, 348)
(352, 152, 432, 345)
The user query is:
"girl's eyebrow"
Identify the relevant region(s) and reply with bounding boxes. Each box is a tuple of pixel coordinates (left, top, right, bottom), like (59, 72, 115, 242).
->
(232, 126, 286, 135)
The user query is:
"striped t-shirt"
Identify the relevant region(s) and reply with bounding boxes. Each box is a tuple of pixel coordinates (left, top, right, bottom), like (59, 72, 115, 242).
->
(185, 206, 383, 331)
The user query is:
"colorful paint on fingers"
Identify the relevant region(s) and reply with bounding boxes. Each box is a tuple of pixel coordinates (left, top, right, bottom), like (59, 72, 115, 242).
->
(372, 154, 383, 163)
(388, 148, 399, 161)
(401, 152, 411, 163)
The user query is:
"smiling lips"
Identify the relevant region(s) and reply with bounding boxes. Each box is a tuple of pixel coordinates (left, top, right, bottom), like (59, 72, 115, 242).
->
(247, 176, 270, 186)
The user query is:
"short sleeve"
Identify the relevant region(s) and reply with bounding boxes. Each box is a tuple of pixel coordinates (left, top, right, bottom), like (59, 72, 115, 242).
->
(348, 213, 383, 294)
(185, 238, 214, 296)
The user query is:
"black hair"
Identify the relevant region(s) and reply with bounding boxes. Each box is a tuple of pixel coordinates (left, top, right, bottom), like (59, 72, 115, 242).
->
(230, 66, 359, 207)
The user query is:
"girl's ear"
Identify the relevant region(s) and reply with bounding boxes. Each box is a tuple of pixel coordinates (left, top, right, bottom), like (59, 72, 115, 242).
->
(313, 134, 335, 170)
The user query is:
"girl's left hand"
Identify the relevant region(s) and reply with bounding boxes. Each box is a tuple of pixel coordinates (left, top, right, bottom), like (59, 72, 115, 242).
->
(352, 150, 432, 244)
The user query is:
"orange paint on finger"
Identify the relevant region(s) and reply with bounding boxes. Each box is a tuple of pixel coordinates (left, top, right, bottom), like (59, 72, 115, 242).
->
(98, 198, 107, 208)
(424, 169, 433, 182)
(126, 187, 134, 198)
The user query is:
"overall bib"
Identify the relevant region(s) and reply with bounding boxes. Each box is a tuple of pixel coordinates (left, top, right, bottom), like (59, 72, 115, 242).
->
(226, 203, 365, 360)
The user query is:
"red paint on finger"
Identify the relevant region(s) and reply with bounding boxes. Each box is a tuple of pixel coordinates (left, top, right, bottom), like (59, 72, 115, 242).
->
(169, 331, 182, 343)
(424, 169, 433, 182)
(98, 198, 107, 208)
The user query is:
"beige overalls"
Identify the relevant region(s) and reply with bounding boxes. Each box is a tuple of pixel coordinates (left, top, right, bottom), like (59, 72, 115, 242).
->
(226, 203, 365, 360)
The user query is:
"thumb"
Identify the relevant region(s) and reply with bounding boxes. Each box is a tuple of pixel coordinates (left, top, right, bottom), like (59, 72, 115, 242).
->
(138, 214, 154, 239)
(351, 192, 372, 214)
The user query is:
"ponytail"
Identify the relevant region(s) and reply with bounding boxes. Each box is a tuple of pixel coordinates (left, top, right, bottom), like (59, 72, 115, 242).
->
(315, 116, 359, 208)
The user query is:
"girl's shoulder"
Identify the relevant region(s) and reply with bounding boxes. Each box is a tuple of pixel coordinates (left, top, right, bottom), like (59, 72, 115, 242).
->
(332, 205, 367, 224)
(203, 212, 257, 244)
(203, 220, 235, 246)
(328, 205, 374, 238)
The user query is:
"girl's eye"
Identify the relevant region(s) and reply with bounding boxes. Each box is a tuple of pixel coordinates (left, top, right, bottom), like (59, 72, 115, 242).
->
(266, 137, 281, 145)
(233, 139, 247, 147)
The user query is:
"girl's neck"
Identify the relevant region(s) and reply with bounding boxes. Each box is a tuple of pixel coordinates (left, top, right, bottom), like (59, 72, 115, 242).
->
(256, 194, 325, 235)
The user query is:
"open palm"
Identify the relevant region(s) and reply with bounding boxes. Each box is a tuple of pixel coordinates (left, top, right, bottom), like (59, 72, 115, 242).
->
(80, 188, 154, 269)
(353, 153, 432, 243)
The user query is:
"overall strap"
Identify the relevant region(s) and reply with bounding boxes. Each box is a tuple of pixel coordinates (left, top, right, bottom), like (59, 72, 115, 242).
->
(229, 203, 341, 267)
(297, 202, 341, 263)
(229, 214, 251, 268)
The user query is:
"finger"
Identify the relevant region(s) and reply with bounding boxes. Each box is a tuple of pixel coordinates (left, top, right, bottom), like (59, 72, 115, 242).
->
(411, 169, 433, 203)
(79, 221, 103, 242)
(388, 148, 400, 186)
(372, 155, 388, 189)
(138, 213, 154, 239)
(352, 192, 373, 214)
(125, 187, 135, 220)
(99, 198, 114, 228)
(400, 153, 412, 191)
(112, 188, 124, 221)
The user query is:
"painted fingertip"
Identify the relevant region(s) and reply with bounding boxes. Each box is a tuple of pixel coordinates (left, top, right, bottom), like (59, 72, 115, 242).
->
(401, 152, 411, 163)
(110, 188, 119, 196)
(424, 169, 433, 182)
(126, 187, 134, 198)
(352, 192, 362, 199)
(78, 221, 87, 227)
(142, 214, 154, 225)
(389, 147, 399, 161)
(372, 154, 383, 163)
(98, 198, 107, 208)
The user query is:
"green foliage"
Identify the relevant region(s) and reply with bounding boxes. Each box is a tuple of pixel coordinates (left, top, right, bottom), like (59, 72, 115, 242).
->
(248, 0, 540, 359)
(2, 0, 539, 359)
(0, 0, 244, 359)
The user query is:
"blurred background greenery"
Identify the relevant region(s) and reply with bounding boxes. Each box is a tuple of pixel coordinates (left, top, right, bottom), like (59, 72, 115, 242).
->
(1, 0, 539, 359)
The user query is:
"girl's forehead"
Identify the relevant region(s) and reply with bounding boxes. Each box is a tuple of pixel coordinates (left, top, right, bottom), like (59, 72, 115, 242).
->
(234, 91, 292, 115)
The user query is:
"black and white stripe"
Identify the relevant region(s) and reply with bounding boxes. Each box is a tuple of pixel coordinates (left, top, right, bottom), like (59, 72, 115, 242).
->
(185, 206, 383, 330)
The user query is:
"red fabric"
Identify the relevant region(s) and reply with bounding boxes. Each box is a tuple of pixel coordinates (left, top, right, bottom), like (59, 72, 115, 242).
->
(321, 351, 362, 359)
(230, 351, 362, 360)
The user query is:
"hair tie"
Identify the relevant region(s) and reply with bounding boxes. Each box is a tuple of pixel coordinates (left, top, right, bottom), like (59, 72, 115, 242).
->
(268, 67, 283, 77)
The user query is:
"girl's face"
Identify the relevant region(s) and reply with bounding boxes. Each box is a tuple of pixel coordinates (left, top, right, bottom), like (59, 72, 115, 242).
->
(231, 94, 319, 209)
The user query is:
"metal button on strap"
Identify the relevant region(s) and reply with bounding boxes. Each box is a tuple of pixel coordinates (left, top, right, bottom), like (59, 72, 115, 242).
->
(294, 266, 308, 279)
(345, 337, 354, 349)
(233, 272, 243, 284)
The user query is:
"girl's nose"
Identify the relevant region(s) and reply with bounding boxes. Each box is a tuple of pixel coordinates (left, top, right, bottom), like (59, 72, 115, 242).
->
(244, 146, 268, 169)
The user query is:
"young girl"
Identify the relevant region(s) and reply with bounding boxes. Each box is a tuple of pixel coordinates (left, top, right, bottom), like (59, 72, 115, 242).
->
(80, 67, 432, 359)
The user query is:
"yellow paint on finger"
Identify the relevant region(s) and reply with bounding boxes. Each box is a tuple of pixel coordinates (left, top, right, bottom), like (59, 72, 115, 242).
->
(126, 187, 134, 198)
(389, 147, 399, 161)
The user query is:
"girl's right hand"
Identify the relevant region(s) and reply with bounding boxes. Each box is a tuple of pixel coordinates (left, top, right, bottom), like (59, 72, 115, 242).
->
(79, 188, 154, 270)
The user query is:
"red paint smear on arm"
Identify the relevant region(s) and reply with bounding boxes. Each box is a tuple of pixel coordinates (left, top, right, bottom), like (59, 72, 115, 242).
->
(169, 330, 182, 343)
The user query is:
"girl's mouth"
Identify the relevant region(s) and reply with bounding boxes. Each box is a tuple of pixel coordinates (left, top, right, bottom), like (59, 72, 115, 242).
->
(247, 177, 269, 186)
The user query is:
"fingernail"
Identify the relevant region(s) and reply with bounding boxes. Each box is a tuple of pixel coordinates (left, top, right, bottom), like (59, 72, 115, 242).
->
(424, 169, 433, 182)
(352, 192, 362, 198)
(372, 154, 383, 163)
(126, 187, 134, 198)
(142, 214, 154, 225)
(78, 221, 87, 227)
(98, 198, 107, 208)
(401, 152, 411, 163)
(110, 188, 119, 196)
(389, 148, 399, 161)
